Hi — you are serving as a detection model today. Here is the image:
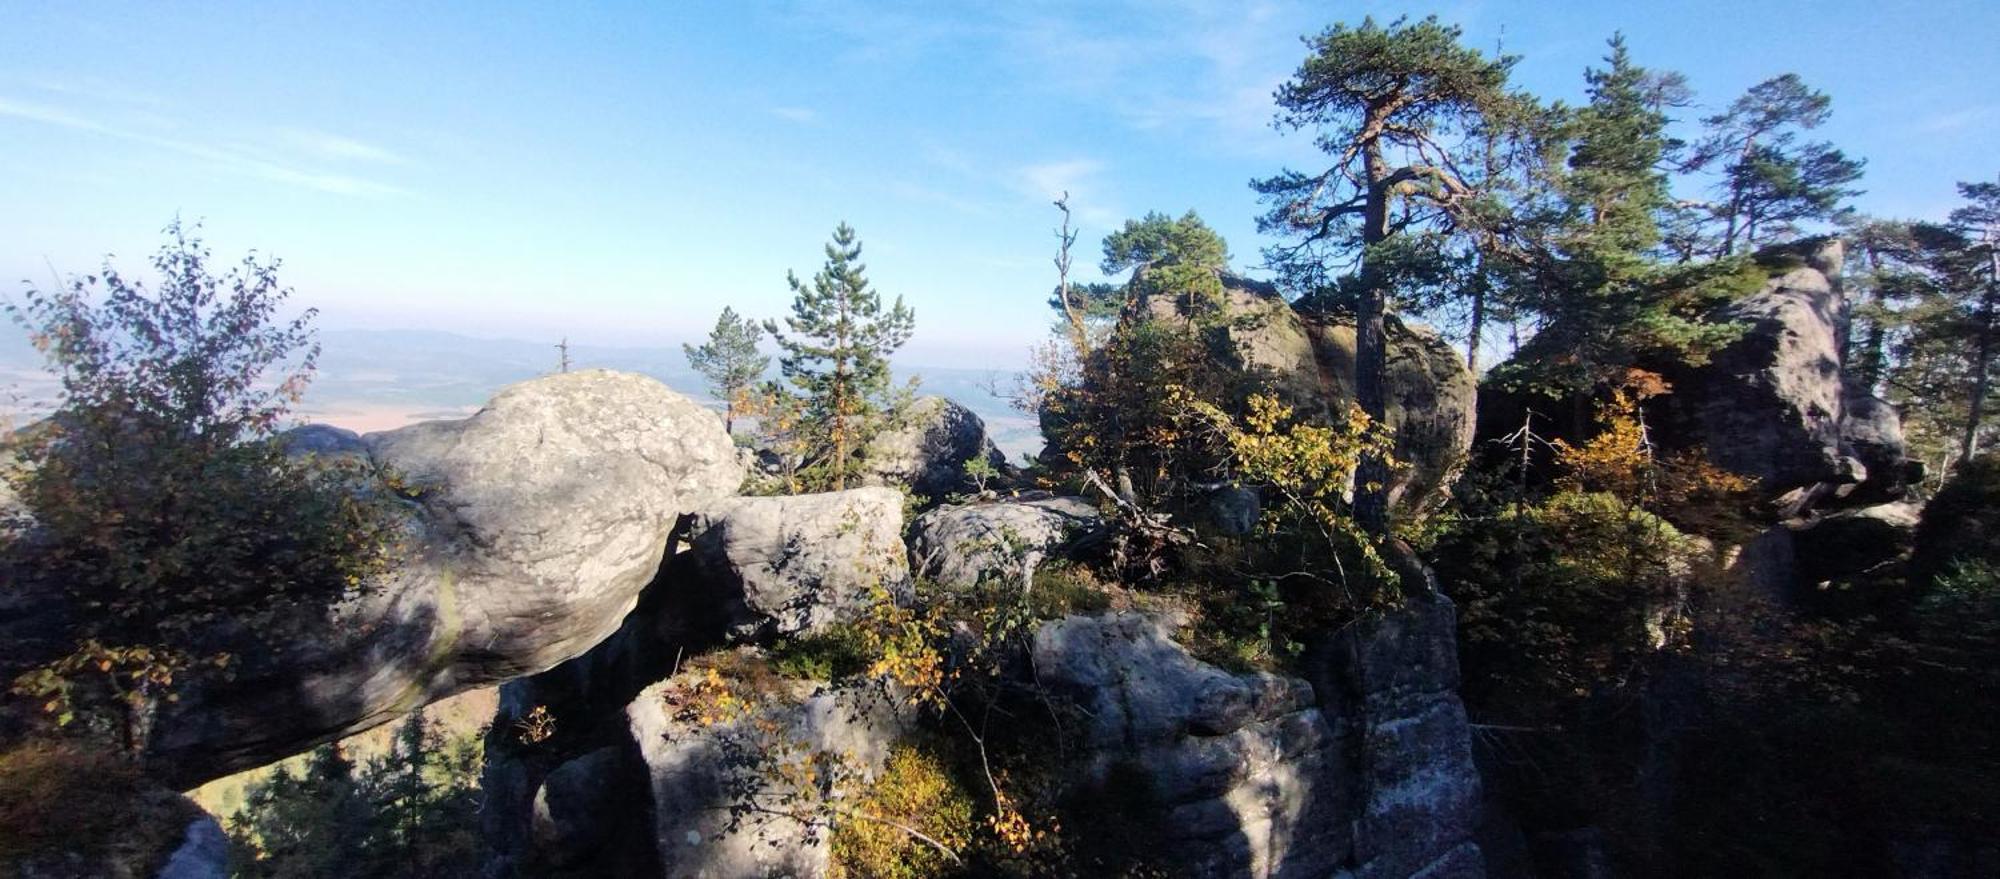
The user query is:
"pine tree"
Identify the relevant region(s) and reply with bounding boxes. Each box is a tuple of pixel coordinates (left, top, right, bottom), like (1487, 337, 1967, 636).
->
(1255, 15, 1529, 535)
(1842, 218, 1927, 393)
(231, 745, 372, 879)
(1101, 210, 1231, 331)
(684, 306, 769, 434)
(1894, 182, 2000, 463)
(763, 223, 915, 491)
(1491, 36, 1746, 397)
(1692, 74, 1864, 255)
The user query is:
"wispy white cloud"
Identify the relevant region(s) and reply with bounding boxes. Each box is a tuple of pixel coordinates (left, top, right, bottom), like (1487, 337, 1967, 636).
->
(770, 106, 819, 124)
(887, 179, 992, 217)
(1918, 105, 1996, 134)
(0, 96, 407, 197)
(277, 128, 408, 164)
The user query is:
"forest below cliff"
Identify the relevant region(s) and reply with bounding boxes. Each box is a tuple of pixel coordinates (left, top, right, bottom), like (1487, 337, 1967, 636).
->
(2, 11, 1998, 879)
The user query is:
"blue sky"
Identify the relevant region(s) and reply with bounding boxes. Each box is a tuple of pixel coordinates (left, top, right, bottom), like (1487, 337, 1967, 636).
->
(3, 1, 1996, 368)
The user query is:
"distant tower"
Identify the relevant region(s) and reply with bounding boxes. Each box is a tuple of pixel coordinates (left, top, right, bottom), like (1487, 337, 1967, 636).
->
(556, 337, 572, 373)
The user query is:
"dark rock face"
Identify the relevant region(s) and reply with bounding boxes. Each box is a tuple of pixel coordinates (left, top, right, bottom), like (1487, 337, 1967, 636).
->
(1909, 452, 2000, 587)
(907, 495, 1106, 589)
(1030, 597, 1485, 879)
(1653, 240, 1915, 514)
(153, 814, 229, 879)
(120, 370, 743, 788)
(864, 395, 1012, 500)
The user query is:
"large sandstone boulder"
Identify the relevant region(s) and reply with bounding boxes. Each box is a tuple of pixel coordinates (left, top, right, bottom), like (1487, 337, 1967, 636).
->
(1032, 613, 1346, 877)
(629, 670, 908, 878)
(1790, 501, 1923, 593)
(1654, 240, 1914, 512)
(686, 487, 910, 641)
(907, 495, 1106, 590)
(1126, 273, 1477, 517)
(140, 370, 742, 787)
(1297, 312, 1479, 515)
(864, 395, 1011, 500)
(484, 653, 909, 878)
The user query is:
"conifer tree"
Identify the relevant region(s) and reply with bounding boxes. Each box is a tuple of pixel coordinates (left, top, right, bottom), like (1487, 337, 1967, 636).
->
(1692, 73, 1864, 255)
(231, 745, 372, 879)
(1843, 218, 1927, 393)
(1256, 15, 1529, 535)
(1101, 210, 1231, 332)
(1493, 37, 1746, 396)
(1893, 181, 2000, 463)
(764, 223, 915, 491)
(684, 306, 768, 433)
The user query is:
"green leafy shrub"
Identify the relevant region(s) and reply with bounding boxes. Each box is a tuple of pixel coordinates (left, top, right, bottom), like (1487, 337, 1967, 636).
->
(2, 221, 403, 753)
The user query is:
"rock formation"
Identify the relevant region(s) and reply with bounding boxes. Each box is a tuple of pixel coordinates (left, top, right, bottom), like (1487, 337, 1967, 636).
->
(35, 370, 744, 788)
(479, 487, 915, 878)
(686, 488, 911, 640)
(907, 494, 1106, 590)
(1032, 600, 1484, 878)
(1653, 240, 1915, 514)
(481, 572, 1486, 879)
(863, 395, 1012, 500)
(1119, 272, 1479, 516)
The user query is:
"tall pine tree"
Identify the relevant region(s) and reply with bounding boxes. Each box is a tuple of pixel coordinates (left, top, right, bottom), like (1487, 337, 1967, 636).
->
(764, 223, 915, 491)
(1256, 15, 1529, 536)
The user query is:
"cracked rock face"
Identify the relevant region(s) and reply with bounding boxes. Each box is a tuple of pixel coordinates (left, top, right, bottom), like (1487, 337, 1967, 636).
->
(1033, 601, 1484, 879)
(144, 370, 741, 787)
(907, 495, 1105, 590)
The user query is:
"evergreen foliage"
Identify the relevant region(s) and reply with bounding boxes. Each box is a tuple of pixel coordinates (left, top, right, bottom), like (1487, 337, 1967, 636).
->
(1488, 38, 1754, 396)
(1690, 73, 1865, 256)
(683, 306, 768, 434)
(227, 711, 482, 878)
(1256, 14, 1529, 534)
(761, 223, 915, 491)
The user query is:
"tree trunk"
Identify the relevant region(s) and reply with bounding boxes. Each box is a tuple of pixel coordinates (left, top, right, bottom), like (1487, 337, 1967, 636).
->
(1466, 263, 1487, 373)
(1353, 138, 1394, 537)
(1857, 245, 1887, 393)
(1964, 250, 1998, 462)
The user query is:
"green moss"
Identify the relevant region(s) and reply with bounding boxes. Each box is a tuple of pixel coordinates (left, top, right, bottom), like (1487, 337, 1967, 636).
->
(830, 744, 977, 879)
(767, 627, 873, 682)
(1025, 563, 1113, 619)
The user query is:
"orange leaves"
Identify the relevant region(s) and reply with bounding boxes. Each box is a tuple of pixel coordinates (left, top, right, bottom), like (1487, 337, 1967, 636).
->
(513, 704, 557, 745)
